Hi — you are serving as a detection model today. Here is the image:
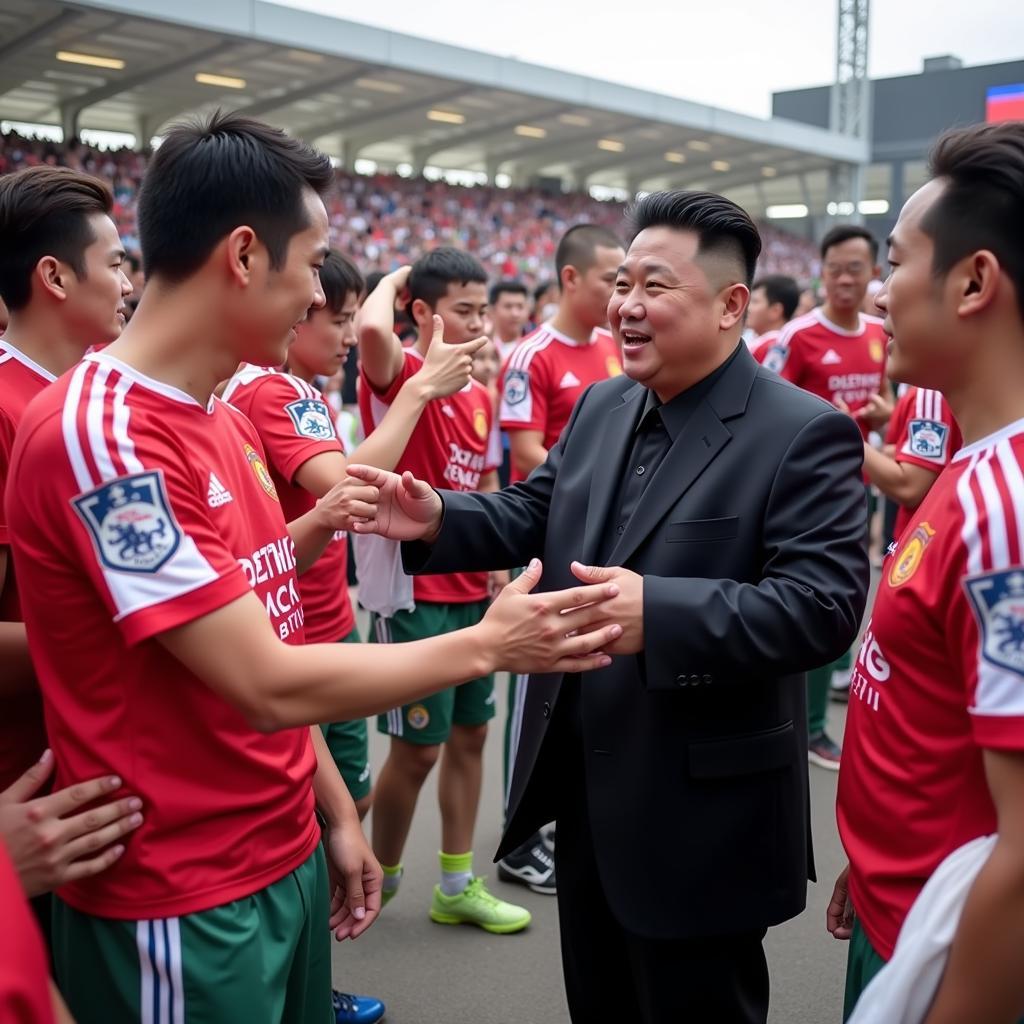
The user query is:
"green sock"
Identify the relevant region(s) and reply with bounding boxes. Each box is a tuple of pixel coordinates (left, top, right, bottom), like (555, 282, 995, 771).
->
(439, 850, 473, 896)
(381, 862, 403, 903)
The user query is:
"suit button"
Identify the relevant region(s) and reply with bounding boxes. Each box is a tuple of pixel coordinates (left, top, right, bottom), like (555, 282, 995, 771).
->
(542, 701, 551, 719)
(702, 674, 713, 686)
(676, 674, 687, 687)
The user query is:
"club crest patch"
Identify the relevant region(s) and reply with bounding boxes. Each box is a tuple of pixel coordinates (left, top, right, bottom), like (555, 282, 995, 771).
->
(907, 419, 949, 461)
(503, 369, 530, 406)
(244, 443, 278, 500)
(606, 356, 623, 378)
(407, 704, 430, 730)
(888, 521, 936, 588)
(762, 344, 789, 373)
(72, 471, 181, 574)
(966, 569, 1024, 676)
(869, 339, 885, 364)
(473, 408, 489, 441)
(285, 398, 335, 441)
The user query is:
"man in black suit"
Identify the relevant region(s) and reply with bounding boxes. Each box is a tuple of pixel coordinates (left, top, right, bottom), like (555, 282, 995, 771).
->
(349, 191, 870, 1022)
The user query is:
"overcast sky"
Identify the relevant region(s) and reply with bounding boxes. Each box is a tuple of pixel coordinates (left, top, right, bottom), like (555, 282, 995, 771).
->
(278, 0, 1024, 119)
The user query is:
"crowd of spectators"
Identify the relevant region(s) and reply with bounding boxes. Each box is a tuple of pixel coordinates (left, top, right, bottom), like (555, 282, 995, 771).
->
(0, 128, 821, 285)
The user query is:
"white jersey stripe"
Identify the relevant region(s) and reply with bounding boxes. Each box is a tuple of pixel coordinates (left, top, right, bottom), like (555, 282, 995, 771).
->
(958, 452, 983, 576)
(974, 451, 1009, 571)
(86, 362, 118, 482)
(997, 439, 1024, 561)
(112, 375, 144, 474)
(509, 333, 554, 371)
(62, 362, 96, 492)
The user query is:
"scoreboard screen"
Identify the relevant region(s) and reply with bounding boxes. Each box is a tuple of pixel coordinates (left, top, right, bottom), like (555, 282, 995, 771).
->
(987, 84, 1024, 122)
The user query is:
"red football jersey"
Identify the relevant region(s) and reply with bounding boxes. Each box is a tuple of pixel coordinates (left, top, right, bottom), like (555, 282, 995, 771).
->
(500, 324, 622, 482)
(838, 420, 1024, 959)
(766, 309, 887, 440)
(359, 347, 494, 604)
(5, 352, 318, 919)
(223, 365, 355, 643)
(0, 341, 54, 789)
(0, 841, 54, 1024)
(751, 329, 781, 366)
(884, 387, 963, 540)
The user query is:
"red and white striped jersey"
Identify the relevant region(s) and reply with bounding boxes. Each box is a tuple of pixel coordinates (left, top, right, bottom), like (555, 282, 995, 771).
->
(884, 387, 963, 540)
(0, 340, 54, 789)
(500, 324, 622, 481)
(838, 418, 1024, 960)
(751, 329, 782, 366)
(764, 308, 887, 440)
(223, 364, 355, 643)
(5, 351, 318, 919)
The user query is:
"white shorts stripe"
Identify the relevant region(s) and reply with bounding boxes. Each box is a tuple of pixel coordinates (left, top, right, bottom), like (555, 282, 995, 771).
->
(137, 921, 154, 1024)
(166, 917, 184, 1024)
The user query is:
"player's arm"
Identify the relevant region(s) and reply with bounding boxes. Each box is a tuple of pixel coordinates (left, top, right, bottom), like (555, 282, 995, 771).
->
(921, 748, 1024, 1024)
(862, 443, 940, 509)
(156, 562, 621, 732)
(355, 267, 411, 392)
(508, 430, 548, 480)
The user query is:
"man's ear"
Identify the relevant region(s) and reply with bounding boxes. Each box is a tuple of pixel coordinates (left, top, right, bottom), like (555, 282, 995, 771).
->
(35, 255, 69, 302)
(410, 297, 433, 331)
(719, 282, 750, 332)
(954, 249, 1001, 319)
(225, 225, 259, 286)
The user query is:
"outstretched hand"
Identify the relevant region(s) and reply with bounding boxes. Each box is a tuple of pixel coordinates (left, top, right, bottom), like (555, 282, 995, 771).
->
(569, 562, 645, 655)
(479, 559, 623, 674)
(345, 465, 443, 542)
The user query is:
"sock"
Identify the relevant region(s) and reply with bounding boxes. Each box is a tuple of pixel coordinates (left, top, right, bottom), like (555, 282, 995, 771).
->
(381, 862, 403, 901)
(439, 850, 473, 896)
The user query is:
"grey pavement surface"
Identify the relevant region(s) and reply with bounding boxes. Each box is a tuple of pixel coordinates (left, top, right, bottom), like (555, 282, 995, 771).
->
(331, 601, 856, 1024)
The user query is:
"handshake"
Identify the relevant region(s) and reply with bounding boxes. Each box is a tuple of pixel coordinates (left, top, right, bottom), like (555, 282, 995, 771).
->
(312, 466, 643, 674)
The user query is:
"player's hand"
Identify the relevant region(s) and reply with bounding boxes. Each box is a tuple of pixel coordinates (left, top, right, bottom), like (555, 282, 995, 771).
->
(345, 465, 443, 542)
(858, 391, 894, 430)
(314, 477, 381, 533)
(415, 314, 488, 400)
(826, 863, 855, 940)
(488, 568, 511, 602)
(324, 823, 382, 941)
(569, 563, 644, 655)
(0, 750, 143, 897)
(479, 559, 622, 674)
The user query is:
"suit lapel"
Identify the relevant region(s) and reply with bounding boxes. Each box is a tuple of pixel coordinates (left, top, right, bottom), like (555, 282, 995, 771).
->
(581, 384, 646, 564)
(608, 398, 732, 566)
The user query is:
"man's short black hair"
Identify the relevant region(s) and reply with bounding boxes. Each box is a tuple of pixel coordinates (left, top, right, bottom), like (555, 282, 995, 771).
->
(533, 279, 554, 305)
(752, 273, 800, 321)
(320, 250, 364, 314)
(820, 224, 879, 263)
(408, 247, 487, 313)
(489, 279, 528, 305)
(0, 165, 113, 310)
(925, 122, 1024, 321)
(138, 109, 334, 283)
(628, 190, 761, 287)
(555, 224, 623, 286)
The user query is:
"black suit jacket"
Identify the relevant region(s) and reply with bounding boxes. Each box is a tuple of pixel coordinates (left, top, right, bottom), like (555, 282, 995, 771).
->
(404, 345, 869, 941)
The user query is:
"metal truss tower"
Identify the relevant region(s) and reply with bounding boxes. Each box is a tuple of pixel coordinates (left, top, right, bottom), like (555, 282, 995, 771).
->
(828, 0, 871, 223)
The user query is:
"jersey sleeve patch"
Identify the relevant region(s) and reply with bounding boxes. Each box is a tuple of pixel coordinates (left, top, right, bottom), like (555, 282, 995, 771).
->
(503, 369, 530, 406)
(762, 344, 789, 373)
(284, 398, 337, 441)
(72, 470, 181, 574)
(906, 419, 950, 462)
(965, 568, 1024, 678)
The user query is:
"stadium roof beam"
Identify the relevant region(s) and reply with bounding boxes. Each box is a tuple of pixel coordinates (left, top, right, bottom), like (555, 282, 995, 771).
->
(502, 121, 641, 177)
(0, 6, 80, 63)
(419, 104, 570, 165)
(571, 142, 705, 186)
(60, 39, 236, 139)
(664, 158, 830, 197)
(296, 84, 467, 145)
(237, 64, 371, 119)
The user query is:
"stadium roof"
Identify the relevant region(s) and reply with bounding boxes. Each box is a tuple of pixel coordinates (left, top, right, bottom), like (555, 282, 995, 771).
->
(0, 0, 868, 213)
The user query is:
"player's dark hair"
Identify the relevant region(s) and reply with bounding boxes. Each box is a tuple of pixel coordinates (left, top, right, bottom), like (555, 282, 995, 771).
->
(489, 278, 528, 305)
(820, 224, 879, 263)
(555, 224, 622, 287)
(925, 122, 1024, 321)
(533, 279, 554, 305)
(138, 109, 334, 283)
(752, 273, 800, 321)
(319, 250, 364, 314)
(628, 190, 761, 287)
(407, 246, 487, 313)
(125, 252, 142, 276)
(0, 166, 114, 311)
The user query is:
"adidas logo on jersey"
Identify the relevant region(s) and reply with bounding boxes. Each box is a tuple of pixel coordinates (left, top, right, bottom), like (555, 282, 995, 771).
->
(559, 371, 582, 389)
(821, 349, 842, 365)
(207, 472, 233, 508)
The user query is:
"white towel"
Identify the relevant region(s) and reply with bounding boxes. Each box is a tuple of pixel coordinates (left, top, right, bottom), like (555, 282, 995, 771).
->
(353, 533, 415, 619)
(847, 834, 997, 1023)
